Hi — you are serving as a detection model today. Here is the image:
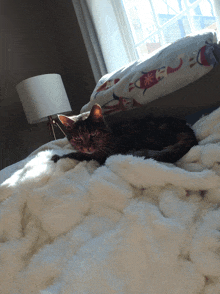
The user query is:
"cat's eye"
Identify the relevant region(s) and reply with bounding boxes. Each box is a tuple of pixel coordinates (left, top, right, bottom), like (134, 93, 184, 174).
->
(91, 130, 99, 136)
(73, 137, 81, 141)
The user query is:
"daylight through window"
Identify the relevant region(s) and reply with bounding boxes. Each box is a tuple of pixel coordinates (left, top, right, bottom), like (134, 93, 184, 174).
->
(121, 0, 217, 58)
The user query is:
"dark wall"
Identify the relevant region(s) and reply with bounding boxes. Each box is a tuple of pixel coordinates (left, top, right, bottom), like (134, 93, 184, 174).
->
(0, 0, 96, 169)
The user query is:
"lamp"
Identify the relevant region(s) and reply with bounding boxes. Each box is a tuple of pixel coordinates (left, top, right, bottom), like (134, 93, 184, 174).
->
(16, 74, 72, 139)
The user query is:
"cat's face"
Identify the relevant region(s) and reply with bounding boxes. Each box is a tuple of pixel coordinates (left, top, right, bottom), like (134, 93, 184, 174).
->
(58, 104, 111, 154)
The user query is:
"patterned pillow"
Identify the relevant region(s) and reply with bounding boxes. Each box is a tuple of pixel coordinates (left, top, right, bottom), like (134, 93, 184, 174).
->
(81, 29, 220, 116)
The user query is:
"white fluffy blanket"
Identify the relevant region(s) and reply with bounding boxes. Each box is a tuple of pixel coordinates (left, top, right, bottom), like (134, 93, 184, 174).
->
(1, 108, 220, 294)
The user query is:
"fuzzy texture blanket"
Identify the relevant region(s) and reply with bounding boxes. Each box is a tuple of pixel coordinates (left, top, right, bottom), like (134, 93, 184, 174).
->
(1, 108, 220, 294)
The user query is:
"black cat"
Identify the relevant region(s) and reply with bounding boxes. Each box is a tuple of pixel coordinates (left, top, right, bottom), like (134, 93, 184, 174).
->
(51, 104, 198, 165)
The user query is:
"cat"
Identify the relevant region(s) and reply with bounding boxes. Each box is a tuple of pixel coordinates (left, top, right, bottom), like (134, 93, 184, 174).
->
(51, 104, 198, 165)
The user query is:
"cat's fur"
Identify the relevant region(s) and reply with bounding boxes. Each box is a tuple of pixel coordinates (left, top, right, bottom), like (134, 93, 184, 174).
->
(51, 104, 198, 165)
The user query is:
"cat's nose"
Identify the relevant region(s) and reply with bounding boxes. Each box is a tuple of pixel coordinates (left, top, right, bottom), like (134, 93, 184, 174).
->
(82, 134, 90, 144)
(80, 147, 87, 153)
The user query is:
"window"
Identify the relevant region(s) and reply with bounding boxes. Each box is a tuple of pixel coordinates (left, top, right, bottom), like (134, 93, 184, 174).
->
(117, 0, 217, 59)
(87, 0, 218, 73)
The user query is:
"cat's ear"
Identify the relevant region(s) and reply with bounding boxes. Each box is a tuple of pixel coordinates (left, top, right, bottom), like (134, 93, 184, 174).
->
(88, 104, 103, 122)
(58, 115, 76, 129)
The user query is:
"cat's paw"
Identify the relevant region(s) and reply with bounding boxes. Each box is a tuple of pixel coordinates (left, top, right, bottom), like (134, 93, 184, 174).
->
(131, 149, 161, 158)
(126, 149, 150, 158)
(51, 154, 61, 163)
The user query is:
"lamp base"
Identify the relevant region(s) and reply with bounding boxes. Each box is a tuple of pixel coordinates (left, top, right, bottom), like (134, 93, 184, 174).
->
(47, 116, 66, 140)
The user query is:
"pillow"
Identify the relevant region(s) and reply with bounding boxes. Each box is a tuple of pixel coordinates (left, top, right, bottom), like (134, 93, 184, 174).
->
(80, 29, 220, 120)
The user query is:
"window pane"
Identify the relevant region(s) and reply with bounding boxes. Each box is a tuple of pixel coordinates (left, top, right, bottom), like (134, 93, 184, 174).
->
(122, 0, 157, 44)
(122, 0, 217, 59)
(162, 13, 191, 43)
(189, 0, 216, 31)
(156, 0, 184, 26)
(136, 34, 162, 57)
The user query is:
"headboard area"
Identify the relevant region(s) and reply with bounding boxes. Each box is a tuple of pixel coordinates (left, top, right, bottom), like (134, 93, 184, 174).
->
(80, 29, 220, 126)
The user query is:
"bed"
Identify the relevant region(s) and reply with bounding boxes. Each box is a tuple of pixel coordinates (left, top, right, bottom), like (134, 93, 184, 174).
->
(1, 30, 220, 294)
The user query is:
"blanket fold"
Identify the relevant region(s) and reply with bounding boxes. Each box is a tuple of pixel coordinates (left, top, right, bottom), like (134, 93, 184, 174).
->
(1, 107, 220, 293)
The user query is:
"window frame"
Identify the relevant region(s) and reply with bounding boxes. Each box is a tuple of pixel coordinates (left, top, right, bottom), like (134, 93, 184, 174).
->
(110, 0, 138, 62)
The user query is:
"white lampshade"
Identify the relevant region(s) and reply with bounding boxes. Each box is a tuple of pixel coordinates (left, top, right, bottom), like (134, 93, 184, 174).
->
(16, 74, 72, 124)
